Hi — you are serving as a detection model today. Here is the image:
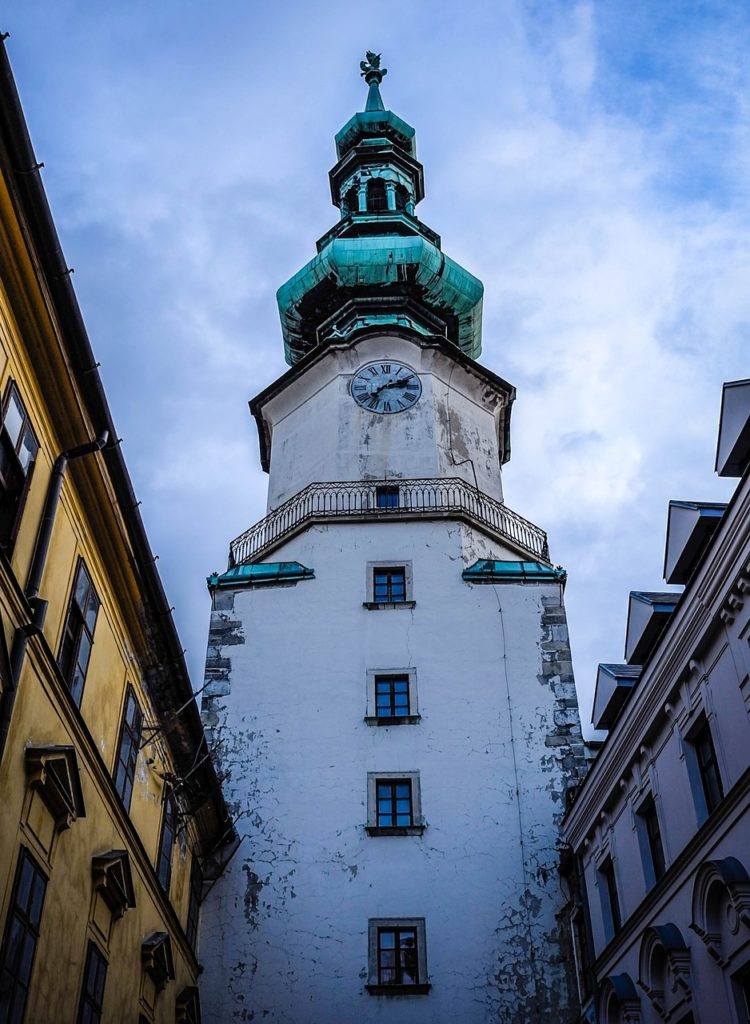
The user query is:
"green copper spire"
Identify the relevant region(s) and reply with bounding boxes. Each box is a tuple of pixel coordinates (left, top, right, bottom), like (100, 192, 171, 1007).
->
(360, 51, 386, 112)
(275, 56, 484, 365)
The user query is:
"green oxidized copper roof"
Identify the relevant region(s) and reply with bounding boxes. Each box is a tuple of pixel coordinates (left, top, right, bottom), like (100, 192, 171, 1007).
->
(462, 560, 567, 584)
(276, 53, 484, 366)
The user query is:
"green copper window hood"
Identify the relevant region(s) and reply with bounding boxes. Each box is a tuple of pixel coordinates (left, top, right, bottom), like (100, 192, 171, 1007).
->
(207, 562, 315, 591)
(462, 560, 567, 584)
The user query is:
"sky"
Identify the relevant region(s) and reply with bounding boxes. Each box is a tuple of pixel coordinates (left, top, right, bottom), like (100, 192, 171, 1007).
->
(3, 0, 749, 734)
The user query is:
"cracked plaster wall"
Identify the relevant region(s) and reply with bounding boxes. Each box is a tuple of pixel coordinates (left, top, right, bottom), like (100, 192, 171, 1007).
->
(199, 520, 584, 1023)
(260, 335, 505, 510)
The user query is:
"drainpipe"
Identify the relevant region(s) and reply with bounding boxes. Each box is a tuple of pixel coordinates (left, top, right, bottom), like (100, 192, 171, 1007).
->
(0, 430, 108, 765)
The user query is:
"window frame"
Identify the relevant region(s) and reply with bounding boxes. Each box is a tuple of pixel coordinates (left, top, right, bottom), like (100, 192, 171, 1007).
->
(77, 940, 108, 1024)
(365, 668, 420, 726)
(375, 485, 400, 510)
(156, 792, 178, 893)
(364, 561, 415, 610)
(0, 380, 39, 550)
(185, 856, 203, 952)
(597, 856, 621, 943)
(57, 558, 101, 707)
(0, 847, 48, 1023)
(635, 795, 667, 889)
(685, 714, 724, 825)
(113, 685, 142, 812)
(366, 771, 424, 836)
(366, 917, 430, 995)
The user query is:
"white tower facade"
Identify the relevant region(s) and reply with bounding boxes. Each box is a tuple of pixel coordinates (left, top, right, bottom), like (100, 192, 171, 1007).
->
(199, 57, 585, 1023)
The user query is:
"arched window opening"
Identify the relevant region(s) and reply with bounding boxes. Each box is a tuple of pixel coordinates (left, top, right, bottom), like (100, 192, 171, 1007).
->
(367, 179, 388, 212)
(343, 186, 359, 216)
(394, 185, 409, 212)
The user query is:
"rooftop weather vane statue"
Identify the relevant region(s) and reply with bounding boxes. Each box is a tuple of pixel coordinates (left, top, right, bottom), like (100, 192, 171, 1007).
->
(360, 51, 387, 112)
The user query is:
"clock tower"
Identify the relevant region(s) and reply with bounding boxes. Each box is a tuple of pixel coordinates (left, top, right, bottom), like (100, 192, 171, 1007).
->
(199, 54, 586, 1023)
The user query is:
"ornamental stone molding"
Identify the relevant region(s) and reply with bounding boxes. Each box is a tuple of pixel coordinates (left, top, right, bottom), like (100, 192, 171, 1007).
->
(637, 924, 692, 1022)
(598, 973, 641, 1024)
(25, 745, 85, 832)
(92, 850, 136, 920)
(689, 857, 750, 966)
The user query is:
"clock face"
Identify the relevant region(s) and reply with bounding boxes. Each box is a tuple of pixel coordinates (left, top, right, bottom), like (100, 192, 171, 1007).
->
(350, 360, 422, 415)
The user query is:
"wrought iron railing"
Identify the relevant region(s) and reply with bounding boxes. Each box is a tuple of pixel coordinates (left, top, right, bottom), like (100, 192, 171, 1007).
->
(229, 477, 549, 566)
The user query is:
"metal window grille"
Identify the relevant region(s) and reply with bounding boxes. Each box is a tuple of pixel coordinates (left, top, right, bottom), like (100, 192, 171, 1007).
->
(113, 686, 142, 812)
(376, 780, 413, 827)
(375, 676, 410, 718)
(157, 795, 177, 893)
(77, 942, 107, 1024)
(695, 722, 724, 814)
(373, 567, 406, 603)
(0, 848, 47, 1023)
(377, 927, 419, 986)
(58, 559, 100, 707)
(229, 478, 550, 567)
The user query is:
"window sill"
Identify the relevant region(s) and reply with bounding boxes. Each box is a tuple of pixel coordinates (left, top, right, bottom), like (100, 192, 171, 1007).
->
(365, 825, 426, 837)
(364, 715, 421, 727)
(366, 984, 431, 996)
(363, 601, 416, 611)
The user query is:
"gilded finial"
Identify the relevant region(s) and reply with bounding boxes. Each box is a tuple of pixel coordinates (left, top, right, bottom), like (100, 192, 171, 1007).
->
(360, 51, 387, 112)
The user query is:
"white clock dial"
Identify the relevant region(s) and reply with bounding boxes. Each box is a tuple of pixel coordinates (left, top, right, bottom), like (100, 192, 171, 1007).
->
(350, 360, 422, 415)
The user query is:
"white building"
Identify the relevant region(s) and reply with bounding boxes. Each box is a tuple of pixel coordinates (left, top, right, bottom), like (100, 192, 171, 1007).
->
(562, 379, 750, 1024)
(199, 54, 586, 1023)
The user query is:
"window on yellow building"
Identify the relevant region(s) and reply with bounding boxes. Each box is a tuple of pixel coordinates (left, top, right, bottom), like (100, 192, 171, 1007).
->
(186, 856, 203, 951)
(0, 847, 47, 1022)
(58, 559, 100, 707)
(156, 793, 177, 893)
(76, 941, 107, 1024)
(0, 381, 38, 549)
(113, 686, 142, 812)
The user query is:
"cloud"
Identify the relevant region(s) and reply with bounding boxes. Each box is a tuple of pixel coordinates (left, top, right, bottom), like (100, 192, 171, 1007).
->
(5, 0, 750, 733)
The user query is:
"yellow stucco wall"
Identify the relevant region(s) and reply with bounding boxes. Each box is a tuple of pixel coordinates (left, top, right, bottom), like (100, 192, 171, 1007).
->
(0, 161, 208, 1022)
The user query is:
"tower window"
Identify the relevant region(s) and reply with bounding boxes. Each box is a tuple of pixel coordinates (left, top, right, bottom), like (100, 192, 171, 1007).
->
(58, 559, 101, 707)
(366, 772, 424, 835)
(0, 381, 38, 549)
(365, 668, 420, 726)
(365, 562, 414, 609)
(344, 185, 359, 216)
(0, 848, 47, 1022)
(376, 485, 400, 509)
(77, 941, 108, 1024)
(394, 184, 409, 211)
(377, 779, 413, 827)
(366, 918, 430, 994)
(374, 567, 405, 602)
(375, 675, 410, 718)
(367, 178, 388, 212)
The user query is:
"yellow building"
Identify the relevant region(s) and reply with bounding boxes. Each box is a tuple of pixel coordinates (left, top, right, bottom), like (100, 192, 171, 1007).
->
(0, 40, 230, 1024)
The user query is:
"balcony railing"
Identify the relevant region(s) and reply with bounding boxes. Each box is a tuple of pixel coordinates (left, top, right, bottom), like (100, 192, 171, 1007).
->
(229, 477, 549, 567)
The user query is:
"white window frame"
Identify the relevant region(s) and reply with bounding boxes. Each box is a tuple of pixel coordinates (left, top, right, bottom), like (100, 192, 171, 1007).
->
(364, 561, 415, 609)
(366, 771, 425, 836)
(365, 668, 420, 725)
(366, 917, 430, 995)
